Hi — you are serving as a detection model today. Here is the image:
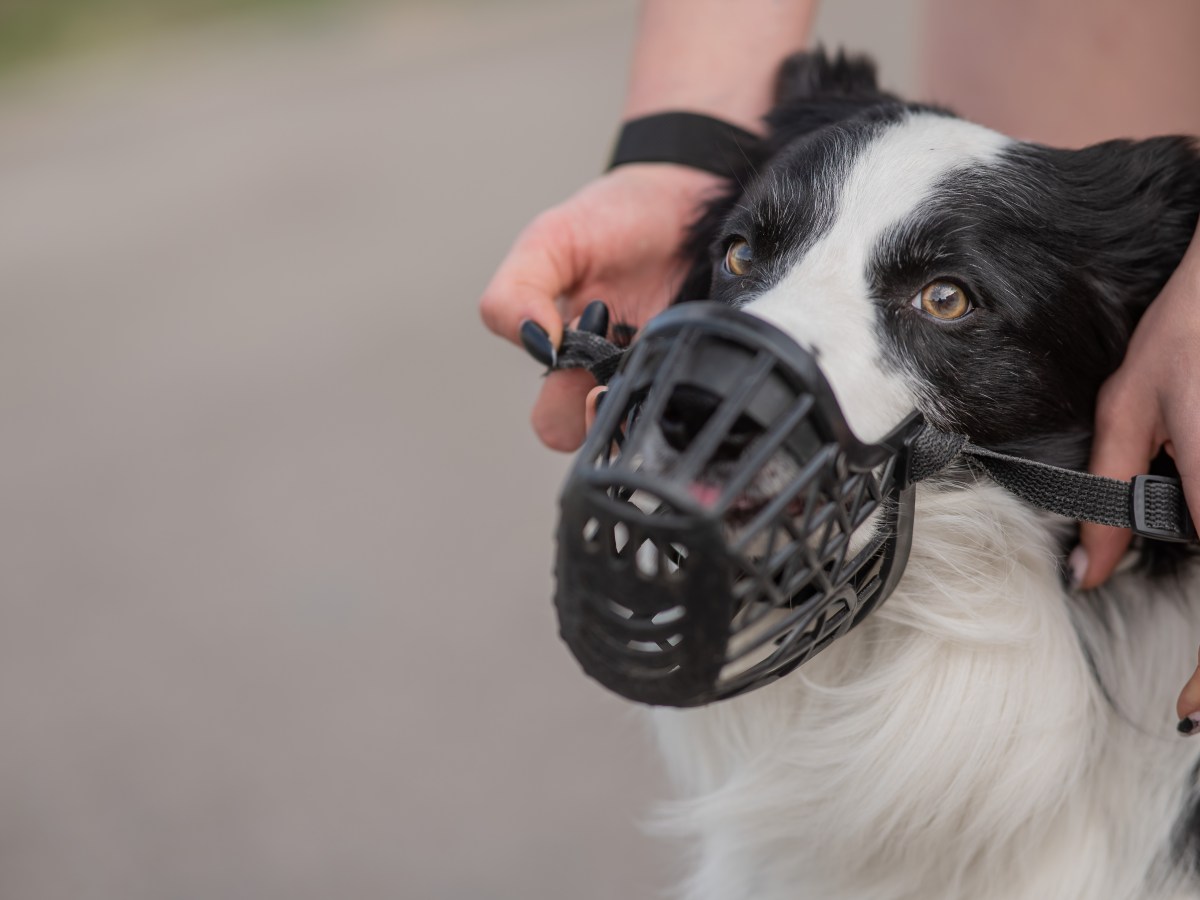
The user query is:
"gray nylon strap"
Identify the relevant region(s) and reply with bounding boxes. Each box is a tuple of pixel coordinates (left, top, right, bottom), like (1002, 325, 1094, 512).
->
(909, 428, 967, 483)
(556, 330, 626, 385)
(955, 442, 1194, 541)
(959, 444, 1131, 527)
(548, 328, 1195, 542)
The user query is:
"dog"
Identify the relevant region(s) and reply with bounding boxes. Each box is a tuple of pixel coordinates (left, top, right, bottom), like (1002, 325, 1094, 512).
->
(631, 50, 1200, 900)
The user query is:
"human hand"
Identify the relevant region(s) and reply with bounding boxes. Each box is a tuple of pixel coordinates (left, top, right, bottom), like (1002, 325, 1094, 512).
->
(1177, 647, 1200, 735)
(1075, 231, 1200, 589)
(480, 164, 722, 451)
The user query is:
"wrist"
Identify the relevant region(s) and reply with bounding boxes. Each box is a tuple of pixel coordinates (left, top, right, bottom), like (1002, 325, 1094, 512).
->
(622, 92, 771, 138)
(608, 112, 767, 181)
(604, 162, 723, 192)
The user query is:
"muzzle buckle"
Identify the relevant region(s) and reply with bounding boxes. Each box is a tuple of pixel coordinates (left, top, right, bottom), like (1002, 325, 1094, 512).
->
(1131, 474, 1196, 543)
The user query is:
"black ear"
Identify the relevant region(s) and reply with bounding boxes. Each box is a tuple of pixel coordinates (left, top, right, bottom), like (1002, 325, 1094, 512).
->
(1014, 137, 1200, 335)
(767, 48, 900, 146)
(775, 46, 881, 101)
(673, 48, 900, 304)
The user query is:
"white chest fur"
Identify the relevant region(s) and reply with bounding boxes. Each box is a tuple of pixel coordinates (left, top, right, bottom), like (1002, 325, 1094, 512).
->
(649, 482, 1200, 900)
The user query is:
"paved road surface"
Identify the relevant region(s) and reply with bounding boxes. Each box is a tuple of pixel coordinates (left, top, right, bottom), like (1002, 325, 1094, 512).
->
(0, 3, 913, 897)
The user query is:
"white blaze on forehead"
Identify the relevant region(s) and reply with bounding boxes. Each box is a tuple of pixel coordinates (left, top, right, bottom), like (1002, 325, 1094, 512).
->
(746, 113, 1011, 443)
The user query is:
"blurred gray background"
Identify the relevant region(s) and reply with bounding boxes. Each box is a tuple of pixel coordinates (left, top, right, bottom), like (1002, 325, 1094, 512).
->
(0, 1, 914, 897)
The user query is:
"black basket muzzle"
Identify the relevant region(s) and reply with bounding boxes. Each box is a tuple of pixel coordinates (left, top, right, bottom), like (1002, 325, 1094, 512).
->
(554, 302, 922, 707)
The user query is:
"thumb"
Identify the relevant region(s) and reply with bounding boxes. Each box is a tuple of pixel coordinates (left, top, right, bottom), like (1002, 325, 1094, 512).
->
(1178, 645, 1200, 731)
(1076, 381, 1158, 589)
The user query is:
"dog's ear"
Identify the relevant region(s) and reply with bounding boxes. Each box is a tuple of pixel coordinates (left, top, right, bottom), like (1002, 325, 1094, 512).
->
(774, 47, 881, 101)
(767, 48, 899, 145)
(1020, 137, 1200, 333)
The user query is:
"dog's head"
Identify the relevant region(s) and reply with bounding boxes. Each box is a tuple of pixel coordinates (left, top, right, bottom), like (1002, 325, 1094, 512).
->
(558, 52, 1200, 702)
(677, 50, 1200, 467)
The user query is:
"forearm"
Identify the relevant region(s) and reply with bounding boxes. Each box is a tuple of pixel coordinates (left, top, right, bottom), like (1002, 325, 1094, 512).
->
(920, 0, 1200, 146)
(623, 0, 818, 134)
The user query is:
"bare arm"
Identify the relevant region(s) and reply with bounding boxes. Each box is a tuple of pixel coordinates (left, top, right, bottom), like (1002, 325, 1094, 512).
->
(624, 0, 819, 132)
(920, 0, 1200, 146)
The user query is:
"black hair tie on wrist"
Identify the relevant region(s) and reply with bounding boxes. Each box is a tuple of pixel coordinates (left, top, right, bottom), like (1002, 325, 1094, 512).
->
(607, 112, 768, 182)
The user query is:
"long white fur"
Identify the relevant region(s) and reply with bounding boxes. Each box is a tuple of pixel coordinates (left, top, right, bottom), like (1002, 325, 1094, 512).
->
(646, 113, 1200, 899)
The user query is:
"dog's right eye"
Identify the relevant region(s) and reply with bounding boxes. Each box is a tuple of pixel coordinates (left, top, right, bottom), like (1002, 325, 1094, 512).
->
(913, 280, 972, 321)
(724, 239, 753, 276)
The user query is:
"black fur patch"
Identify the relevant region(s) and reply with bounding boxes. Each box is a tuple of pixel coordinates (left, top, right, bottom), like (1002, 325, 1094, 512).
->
(869, 137, 1200, 448)
(675, 48, 909, 304)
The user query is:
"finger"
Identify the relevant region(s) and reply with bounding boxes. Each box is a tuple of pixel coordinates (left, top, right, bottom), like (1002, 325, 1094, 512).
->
(1074, 527, 1134, 591)
(518, 320, 557, 368)
(577, 300, 610, 337)
(1161, 398, 1200, 547)
(531, 369, 596, 452)
(1077, 381, 1158, 589)
(1179, 478, 1200, 547)
(479, 212, 578, 347)
(1176, 645, 1200, 732)
(584, 386, 606, 432)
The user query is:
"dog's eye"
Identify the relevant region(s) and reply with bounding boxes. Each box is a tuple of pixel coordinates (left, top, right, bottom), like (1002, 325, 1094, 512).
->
(724, 239, 753, 276)
(913, 281, 972, 321)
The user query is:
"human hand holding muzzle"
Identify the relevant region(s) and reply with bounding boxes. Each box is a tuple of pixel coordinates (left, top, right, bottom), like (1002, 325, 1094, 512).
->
(478, 165, 722, 451)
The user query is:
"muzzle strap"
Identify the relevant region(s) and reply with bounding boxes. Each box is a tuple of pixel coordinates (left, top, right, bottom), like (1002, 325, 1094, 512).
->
(556, 329, 627, 385)
(908, 428, 968, 483)
(953, 442, 1196, 543)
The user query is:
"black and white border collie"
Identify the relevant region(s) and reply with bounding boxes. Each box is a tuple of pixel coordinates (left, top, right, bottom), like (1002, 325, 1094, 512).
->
(642, 50, 1200, 900)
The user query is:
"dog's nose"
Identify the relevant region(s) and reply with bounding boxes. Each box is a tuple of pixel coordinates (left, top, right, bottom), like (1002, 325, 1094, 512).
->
(661, 385, 759, 460)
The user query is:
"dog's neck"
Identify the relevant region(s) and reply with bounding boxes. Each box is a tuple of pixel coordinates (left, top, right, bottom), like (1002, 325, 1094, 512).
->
(649, 481, 1200, 900)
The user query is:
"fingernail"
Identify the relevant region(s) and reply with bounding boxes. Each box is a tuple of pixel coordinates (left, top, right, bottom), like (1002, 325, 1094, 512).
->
(578, 300, 609, 337)
(1067, 545, 1088, 590)
(519, 319, 556, 369)
(1178, 714, 1200, 736)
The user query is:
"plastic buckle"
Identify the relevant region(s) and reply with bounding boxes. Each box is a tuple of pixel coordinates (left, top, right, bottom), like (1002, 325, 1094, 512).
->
(1130, 474, 1196, 543)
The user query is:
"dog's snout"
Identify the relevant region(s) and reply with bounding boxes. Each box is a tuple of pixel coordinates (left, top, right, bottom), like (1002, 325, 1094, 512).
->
(661, 385, 760, 460)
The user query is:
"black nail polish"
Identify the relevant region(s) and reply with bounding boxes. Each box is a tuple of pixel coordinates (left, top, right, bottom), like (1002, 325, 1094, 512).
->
(1178, 717, 1199, 735)
(578, 300, 609, 337)
(519, 320, 556, 368)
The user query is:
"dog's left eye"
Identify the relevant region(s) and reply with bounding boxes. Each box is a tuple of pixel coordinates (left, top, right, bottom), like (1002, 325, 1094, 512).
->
(912, 280, 972, 321)
(724, 239, 753, 276)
